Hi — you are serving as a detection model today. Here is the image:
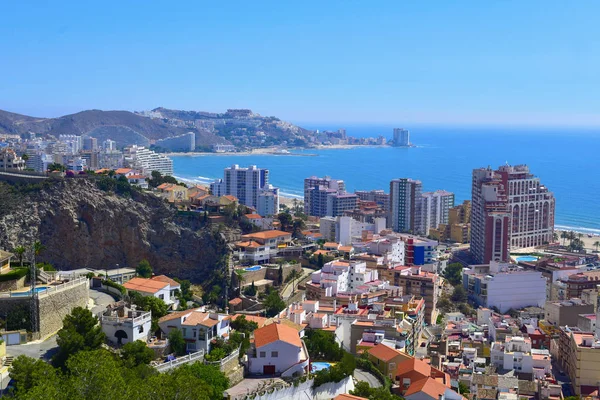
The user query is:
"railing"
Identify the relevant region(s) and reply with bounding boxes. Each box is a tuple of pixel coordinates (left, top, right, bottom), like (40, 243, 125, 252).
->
(204, 345, 241, 368)
(155, 350, 205, 373)
(100, 311, 152, 325)
(37, 277, 88, 299)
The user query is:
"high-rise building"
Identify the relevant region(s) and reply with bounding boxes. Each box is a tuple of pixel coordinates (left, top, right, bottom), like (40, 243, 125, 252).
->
(392, 128, 410, 147)
(123, 145, 173, 176)
(326, 193, 358, 217)
(83, 136, 98, 151)
(355, 189, 390, 213)
(421, 190, 455, 234)
(471, 165, 555, 264)
(211, 165, 274, 209)
(390, 178, 423, 233)
(496, 164, 555, 249)
(471, 167, 511, 264)
(58, 135, 83, 155)
(304, 176, 345, 216)
(103, 139, 117, 152)
(257, 184, 280, 217)
(154, 132, 196, 152)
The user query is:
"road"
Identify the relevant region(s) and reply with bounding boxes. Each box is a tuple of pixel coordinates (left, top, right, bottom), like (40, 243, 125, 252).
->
(354, 369, 382, 388)
(282, 267, 314, 300)
(6, 289, 114, 361)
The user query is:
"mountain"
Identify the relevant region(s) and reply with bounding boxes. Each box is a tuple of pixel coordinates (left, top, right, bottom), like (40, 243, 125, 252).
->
(0, 179, 231, 283)
(0, 107, 313, 150)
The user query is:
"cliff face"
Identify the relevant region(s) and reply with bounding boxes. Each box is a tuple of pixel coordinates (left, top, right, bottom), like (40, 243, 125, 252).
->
(0, 179, 228, 283)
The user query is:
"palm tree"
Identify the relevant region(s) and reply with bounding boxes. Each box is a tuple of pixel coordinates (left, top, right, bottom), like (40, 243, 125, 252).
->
(235, 270, 246, 295)
(33, 241, 45, 256)
(560, 231, 568, 246)
(13, 246, 25, 267)
(568, 231, 576, 245)
(288, 269, 300, 295)
(552, 232, 559, 243)
(593, 241, 600, 252)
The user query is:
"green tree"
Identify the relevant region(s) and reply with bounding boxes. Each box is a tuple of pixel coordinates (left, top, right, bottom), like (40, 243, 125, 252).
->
(317, 253, 325, 268)
(288, 269, 301, 294)
(53, 307, 106, 369)
(593, 240, 600, 252)
(442, 262, 463, 286)
(33, 240, 45, 257)
(66, 349, 127, 400)
(184, 363, 229, 399)
(47, 162, 65, 172)
(230, 315, 258, 333)
(168, 328, 187, 356)
(304, 329, 343, 361)
(278, 265, 283, 285)
(131, 294, 168, 332)
(264, 290, 286, 317)
(458, 381, 470, 394)
(277, 212, 293, 231)
(292, 218, 306, 238)
(121, 340, 155, 366)
(9, 355, 59, 396)
(436, 295, 453, 314)
(13, 245, 26, 266)
(450, 285, 467, 303)
(136, 259, 153, 278)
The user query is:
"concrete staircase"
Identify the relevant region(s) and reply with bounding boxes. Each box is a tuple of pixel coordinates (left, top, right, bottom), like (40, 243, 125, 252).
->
(4, 356, 14, 368)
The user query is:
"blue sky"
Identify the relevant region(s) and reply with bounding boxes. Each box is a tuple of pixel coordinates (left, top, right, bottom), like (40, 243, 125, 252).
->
(1, 1, 599, 126)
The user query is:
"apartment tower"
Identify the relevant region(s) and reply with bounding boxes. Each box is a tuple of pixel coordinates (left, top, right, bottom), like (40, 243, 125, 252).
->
(390, 178, 423, 233)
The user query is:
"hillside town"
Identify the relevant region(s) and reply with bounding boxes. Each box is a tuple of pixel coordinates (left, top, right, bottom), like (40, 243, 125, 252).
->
(0, 135, 599, 400)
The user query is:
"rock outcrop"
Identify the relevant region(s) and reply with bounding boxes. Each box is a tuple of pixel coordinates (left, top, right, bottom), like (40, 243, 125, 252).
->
(0, 179, 228, 283)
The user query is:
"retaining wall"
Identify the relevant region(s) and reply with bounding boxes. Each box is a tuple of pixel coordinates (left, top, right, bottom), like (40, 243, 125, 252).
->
(0, 276, 26, 292)
(37, 279, 89, 338)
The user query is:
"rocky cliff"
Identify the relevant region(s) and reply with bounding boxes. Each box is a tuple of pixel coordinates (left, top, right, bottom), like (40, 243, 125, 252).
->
(0, 179, 229, 283)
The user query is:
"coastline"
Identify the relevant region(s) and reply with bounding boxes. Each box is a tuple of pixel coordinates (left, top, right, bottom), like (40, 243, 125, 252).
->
(164, 144, 389, 157)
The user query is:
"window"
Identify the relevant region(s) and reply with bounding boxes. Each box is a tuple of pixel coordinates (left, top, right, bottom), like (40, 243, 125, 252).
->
(193, 329, 197, 338)
(271, 351, 278, 357)
(260, 351, 266, 358)
(159, 294, 164, 300)
(182, 328, 187, 337)
(138, 325, 144, 333)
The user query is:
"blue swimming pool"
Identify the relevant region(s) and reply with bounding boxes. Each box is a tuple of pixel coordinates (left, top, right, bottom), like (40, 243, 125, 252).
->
(245, 266, 262, 271)
(516, 256, 538, 263)
(311, 362, 332, 372)
(10, 286, 49, 297)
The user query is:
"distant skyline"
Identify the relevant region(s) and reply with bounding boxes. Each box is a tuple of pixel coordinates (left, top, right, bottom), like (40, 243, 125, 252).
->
(2, 1, 600, 127)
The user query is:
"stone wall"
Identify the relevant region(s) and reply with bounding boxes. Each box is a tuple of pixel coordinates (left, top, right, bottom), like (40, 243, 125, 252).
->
(0, 276, 26, 292)
(37, 280, 89, 338)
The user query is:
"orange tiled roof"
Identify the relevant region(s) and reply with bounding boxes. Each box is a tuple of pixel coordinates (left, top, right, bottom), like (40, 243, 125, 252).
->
(396, 357, 433, 381)
(242, 230, 291, 240)
(368, 343, 407, 362)
(222, 195, 238, 202)
(323, 242, 339, 248)
(151, 275, 180, 288)
(339, 246, 353, 252)
(335, 395, 368, 400)
(115, 168, 132, 174)
(123, 277, 168, 294)
(128, 174, 146, 179)
(231, 314, 268, 328)
(229, 298, 242, 305)
(254, 322, 302, 348)
(404, 377, 449, 398)
(158, 309, 192, 323)
(245, 214, 263, 219)
(182, 312, 219, 327)
(313, 250, 330, 256)
(236, 241, 262, 248)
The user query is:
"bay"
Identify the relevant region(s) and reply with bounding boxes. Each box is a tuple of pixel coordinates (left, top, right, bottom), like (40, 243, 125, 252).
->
(172, 125, 600, 234)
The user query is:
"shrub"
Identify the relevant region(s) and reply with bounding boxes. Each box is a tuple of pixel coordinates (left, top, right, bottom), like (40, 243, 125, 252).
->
(0, 268, 28, 282)
(101, 279, 126, 295)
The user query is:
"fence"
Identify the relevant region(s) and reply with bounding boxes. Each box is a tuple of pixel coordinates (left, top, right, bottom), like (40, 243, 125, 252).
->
(37, 277, 88, 299)
(154, 350, 205, 373)
(204, 345, 241, 370)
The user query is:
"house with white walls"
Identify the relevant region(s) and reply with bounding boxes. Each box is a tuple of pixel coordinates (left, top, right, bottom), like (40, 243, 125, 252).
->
(247, 322, 309, 377)
(158, 308, 230, 353)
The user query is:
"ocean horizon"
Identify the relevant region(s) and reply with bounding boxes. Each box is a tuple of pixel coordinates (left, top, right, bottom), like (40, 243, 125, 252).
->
(172, 125, 600, 235)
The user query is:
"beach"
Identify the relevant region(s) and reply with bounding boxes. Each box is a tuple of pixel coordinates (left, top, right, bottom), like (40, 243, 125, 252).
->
(556, 230, 600, 252)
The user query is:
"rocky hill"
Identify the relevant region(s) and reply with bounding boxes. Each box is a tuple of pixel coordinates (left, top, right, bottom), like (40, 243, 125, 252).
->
(0, 107, 313, 149)
(0, 178, 229, 283)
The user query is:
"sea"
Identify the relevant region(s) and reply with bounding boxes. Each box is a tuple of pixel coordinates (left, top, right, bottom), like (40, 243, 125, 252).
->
(171, 124, 600, 235)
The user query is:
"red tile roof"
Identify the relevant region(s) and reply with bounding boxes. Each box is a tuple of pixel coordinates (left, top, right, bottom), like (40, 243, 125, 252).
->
(123, 277, 168, 294)
(368, 343, 407, 362)
(151, 275, 180, 288)
(254, 322, 301, 348)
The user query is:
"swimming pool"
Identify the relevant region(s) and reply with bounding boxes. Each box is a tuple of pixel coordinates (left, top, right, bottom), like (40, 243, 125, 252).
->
(10, 286, 49, 297)
(516, 256, 538, 263)
(245, 266, 262, 271)
(311, 362, 332, 372)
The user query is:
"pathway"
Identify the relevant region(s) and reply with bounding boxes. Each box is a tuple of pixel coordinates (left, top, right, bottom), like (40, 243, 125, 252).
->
(353, 369, 382, 388)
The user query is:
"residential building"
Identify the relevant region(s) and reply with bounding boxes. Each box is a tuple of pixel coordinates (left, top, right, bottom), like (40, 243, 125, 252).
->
(257, 184, 279, 216)
(557, 327, 600, 396)
(66, 157, 87, 172)
(304, 176, 345, 216)
(83, 136, 98, 151)
(471, 165, 555, 263)
(235, 230, 292, 264)
(80, 150, 99, 170)
(210, 164, 272, 209)
(123, 145, 173, 176)
(471, 167, 511, 263)
(463, 262, 546, 313)
(0, 148, 25, 170)
(390, 178, 423, 233)
(158, 309, 231, 353)
(355, 189, 390, 213)
(103, 267, 136, 284)
(319, 216, 387, 245)
(326, 192, 359, 217)
(0, 250, 13, 274)
(393, 128, 410, 147)
(123, 276, 180, 309)
(544, 299, 594, 327)
(154, 132, 195, 152)
(247, 322, 309, 377)
(497, 164, 555, 249)
(58, 134, 83, 154)
(490, 336, 551, 377)
(421, 190, 455, 234)
(100, 304, 152, 346)
(367, 343, 411, 379)
(156, 183, 188, 202)
(395, 357, 461, 400)
(103, 139, 116, 152)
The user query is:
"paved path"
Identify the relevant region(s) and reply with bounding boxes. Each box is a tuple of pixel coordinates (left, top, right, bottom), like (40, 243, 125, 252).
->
(6, 289, 114, 361)
(353, 369, 382, 388)
(281, 267, 314, 300)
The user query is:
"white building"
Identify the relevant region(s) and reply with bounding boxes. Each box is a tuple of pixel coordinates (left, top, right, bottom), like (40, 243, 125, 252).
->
(123, 276, 180, 310)
(421, 190, 455, 234)
(393, 128, 410, 147)
(310, 260, 384, 296)
(257, 184, 280, 216)
(367, 235, 406, 265)
(100, 305, 152, 346)
(0, 148, 25, 170)
(59, 134, 83, 154)
(66, 157, 87, 172)
(490, 336, 551, 377)
(158, 309, 231, 353)
(319, 216, 387, 245)
(123, 145, 173, 176)
(211, 165, 274, 209)
(103, 139, 117, 152)
(463, 262, 547, 313)
(247, 322, 309, 377)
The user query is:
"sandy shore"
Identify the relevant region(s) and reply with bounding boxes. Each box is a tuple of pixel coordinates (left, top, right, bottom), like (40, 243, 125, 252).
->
(556, 229, 600, 251)
(164, 144, 388, 157)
